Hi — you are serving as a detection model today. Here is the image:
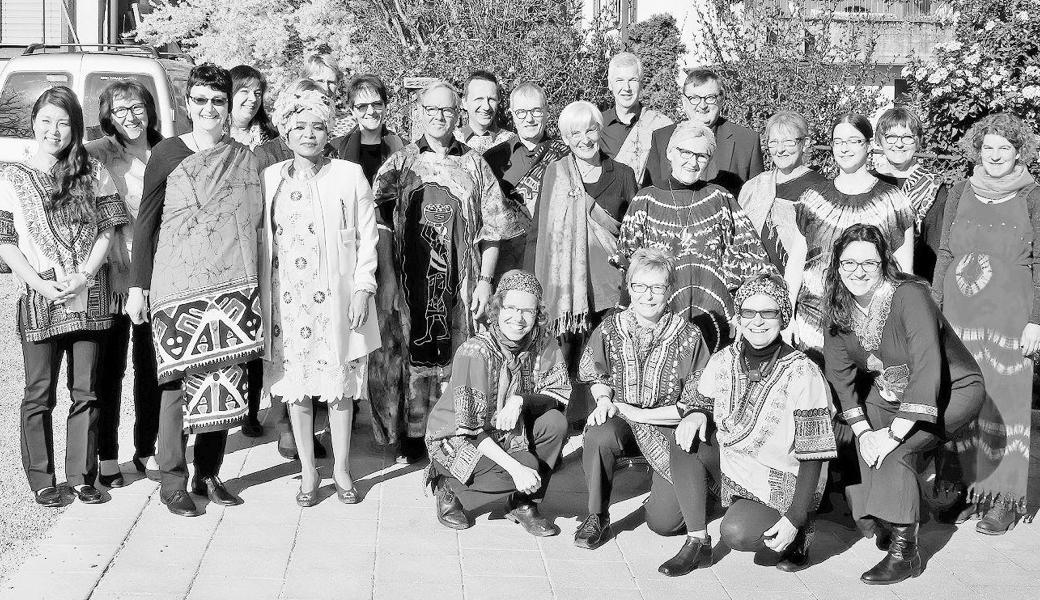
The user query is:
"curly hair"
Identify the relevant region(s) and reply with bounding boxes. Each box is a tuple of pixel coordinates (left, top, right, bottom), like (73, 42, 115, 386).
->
(960, 113, 1039, 165)
(486, 287, 549, 341)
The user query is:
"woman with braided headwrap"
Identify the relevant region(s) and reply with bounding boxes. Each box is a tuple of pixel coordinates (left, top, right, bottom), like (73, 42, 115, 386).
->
(259, 85, 380, 507)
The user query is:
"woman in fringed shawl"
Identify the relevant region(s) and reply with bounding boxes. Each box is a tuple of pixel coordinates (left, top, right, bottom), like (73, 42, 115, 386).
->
(0, 87, 128, 507)
(577, 248, 715, 578)
(127, 64, 263, 517)
(825, 225, 984, 585)
(703, 273, 837, 574)
(425, 270, 570, 535)
(934, 113, 1040, 535)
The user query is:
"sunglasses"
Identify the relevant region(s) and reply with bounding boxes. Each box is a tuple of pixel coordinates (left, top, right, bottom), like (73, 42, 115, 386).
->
(739, 309, 780, 320)
(188, 95, 228, 107)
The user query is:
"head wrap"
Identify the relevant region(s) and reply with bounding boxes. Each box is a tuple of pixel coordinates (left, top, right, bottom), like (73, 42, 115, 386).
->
(496, 270, 543, 303)
(733, 273, 792, 329)
(272, 88, 334, 135)
(667, 121, 717, 155)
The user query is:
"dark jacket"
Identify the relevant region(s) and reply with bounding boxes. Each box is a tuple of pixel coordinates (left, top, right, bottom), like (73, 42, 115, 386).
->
(330, 126, 406, 183)
(644, 117, 764, 199)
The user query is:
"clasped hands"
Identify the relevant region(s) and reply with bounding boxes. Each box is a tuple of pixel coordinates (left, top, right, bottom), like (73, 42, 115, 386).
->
(857, 428, 900, 469)
(38, 272, 89, 305)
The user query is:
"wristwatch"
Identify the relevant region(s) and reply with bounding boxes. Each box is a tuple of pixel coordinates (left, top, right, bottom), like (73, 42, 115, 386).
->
(887, 428, 905, 443)
(478, 274, 494, 284)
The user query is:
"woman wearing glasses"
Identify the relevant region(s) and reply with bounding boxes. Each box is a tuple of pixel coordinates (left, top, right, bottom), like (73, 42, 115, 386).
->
(703, 273, 836, 573)
(933, 113, 1040, 535)
(126, 64, 263, 517)
(789, 114, 914, 360)
(872, 108, 948, 281)
(576, 248, 714, 575)
(823, 224, 983, 584)
(614, 122, 768, 352)
(738, 111, 827, 283)
(86, 80, 164, 486)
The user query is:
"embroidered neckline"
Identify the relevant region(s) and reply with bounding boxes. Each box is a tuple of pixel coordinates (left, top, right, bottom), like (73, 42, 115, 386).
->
(851, 281, 895, 352)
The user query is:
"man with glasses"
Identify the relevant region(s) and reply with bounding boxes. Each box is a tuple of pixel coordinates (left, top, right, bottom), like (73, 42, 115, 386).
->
(600, 52, 673, 183)
(483, 82, 570, 276)
(455, 70, 517, 155)
(645, 68, 763, 198)
(372, 81, 528, 463)
(615, 122, 768, 352)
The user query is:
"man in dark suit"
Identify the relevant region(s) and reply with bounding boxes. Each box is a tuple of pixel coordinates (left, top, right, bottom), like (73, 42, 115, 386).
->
(644, 68, 763, 198)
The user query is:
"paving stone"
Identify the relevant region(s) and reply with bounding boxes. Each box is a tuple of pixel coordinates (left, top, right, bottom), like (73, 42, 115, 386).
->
(550, 587, 644, 600)
(461, 548, 548, 578)
(375, 582, 464, 600)
(463, 575, 554, 600)
(0, 568, 99, 600)
(544, 559, 638, 590)
(187, 576, 282, 600)
(457, 522, 540, 551)
(281, 566, 374, 600)
(374, 550, 462, 585)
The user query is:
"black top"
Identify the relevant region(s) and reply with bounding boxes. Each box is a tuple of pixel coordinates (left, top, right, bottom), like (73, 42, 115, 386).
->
(330, 126, 406, 184)
(131, 137, 194, 289)
(599, 104, 644, 159)
(358, 143, 383, 184)
(583, 155, 638, 222)
(485, 136, 547, 186)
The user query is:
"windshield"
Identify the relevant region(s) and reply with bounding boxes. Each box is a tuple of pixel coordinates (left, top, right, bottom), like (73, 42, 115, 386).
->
(0, 71, 72, 139)
(83, 72, 160, 140)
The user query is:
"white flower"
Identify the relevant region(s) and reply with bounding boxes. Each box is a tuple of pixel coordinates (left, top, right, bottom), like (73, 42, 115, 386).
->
(985, 20, 996, 30)
(927, 71, 944, 84)
(1018, 10, 1030, 21)
(1024, 85, 1040, 99)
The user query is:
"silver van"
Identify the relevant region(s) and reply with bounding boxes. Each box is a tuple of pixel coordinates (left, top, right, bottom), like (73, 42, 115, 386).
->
(0, 43, 192, 161)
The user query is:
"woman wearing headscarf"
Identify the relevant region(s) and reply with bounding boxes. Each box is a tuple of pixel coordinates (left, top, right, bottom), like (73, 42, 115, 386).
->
(425, 270, 570, 535)
(933, 113, 1040, 535)
(259, 86, 380, 506)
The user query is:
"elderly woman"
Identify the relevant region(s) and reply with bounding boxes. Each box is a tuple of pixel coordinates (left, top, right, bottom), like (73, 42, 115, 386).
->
(738, 111, 827, 283)
(577, 248, 715, 577)
(425, 270, 570, 534)
(87, 79, 164, 486)
(228, 65, 278, 150)
(933, 113, 1040, 535)
(615, 122, 769, 352)
(260, 86, 381, 506)
(790, 114, 914, 359)
(825, 224, 984, 584)
(700, 273, 836, 573)
(872, 107, 948, 281)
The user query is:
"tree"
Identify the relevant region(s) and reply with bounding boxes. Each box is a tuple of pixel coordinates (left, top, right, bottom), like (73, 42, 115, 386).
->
(624, 14, 685, 121)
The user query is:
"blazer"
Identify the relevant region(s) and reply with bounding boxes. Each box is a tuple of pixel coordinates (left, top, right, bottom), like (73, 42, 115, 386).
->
(644, 117, 764, 199)
(330, 126, 406, 167)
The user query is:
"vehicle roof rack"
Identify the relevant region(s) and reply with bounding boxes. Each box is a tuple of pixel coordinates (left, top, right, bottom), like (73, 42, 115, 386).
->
(22, 43, 160, 58)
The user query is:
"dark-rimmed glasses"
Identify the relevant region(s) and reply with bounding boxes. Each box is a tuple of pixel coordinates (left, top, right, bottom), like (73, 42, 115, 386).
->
(111, 104, 147, 119)
(839, 259, 881, 273)
(422, 105, 459, 118)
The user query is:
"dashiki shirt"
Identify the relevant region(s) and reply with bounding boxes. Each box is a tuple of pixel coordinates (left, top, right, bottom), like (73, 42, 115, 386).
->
(699, 342, 837, 514)
(579, 309, 712, 482)
(614, 179, 770, 352)
(0, 160, 128, 340)
(425, 331, 569, 484)
(456, 125, 517, 156)
(738, 168, 828, 275)
(795, 179, 913, 355)
(873, 166, 948, 281)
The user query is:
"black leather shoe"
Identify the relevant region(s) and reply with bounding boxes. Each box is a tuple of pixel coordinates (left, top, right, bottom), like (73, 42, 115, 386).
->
(161, 489, 200, 517)
(658, 535, 712, 576)
(861, 522, 922, 585)
(241, 418, 264, 438)
(277, 432, 298, 460)
(98, 472, 126, 488)
(505, 497, 560, 537)
(191, 476, 243, 506)
(435, 479, 470, 530)
(976, 503, 1015, 535)
(73, 485, 107, 504)
(776, 528, 810, 573)
(34, 486, 62, 508)
(573, 514, 610, 550)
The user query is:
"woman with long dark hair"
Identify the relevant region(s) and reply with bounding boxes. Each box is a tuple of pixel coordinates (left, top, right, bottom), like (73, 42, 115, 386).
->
(0, 86, 129, 506)
(228, 65, 278, 150)
(87, 79, 164, 486)
(823, 223, 984, 584)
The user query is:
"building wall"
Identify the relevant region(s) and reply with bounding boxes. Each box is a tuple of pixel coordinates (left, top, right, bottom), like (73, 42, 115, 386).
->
(0, 0, 115, 46)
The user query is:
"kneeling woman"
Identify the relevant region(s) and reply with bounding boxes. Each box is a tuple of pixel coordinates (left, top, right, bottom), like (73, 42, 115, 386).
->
(699, 273, 837, 572)
(425, 271, 570, 535)
(823, 224, 984, 585)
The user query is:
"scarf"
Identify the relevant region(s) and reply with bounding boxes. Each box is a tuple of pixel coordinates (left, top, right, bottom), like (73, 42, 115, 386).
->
(969, 163, 1035, 201)
(512, 139, 570, 214)
(535, 155, 623, 336)
(899, 164, 942, 229)
(614, 108, 672, 182)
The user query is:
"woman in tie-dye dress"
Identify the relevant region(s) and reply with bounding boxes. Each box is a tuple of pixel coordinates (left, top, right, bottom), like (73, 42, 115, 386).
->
(789, 114, 914, 360)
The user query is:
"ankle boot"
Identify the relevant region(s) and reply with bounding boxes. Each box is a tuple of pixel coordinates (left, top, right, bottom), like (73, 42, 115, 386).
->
(658, 535, 712, 577)
(861, 522, 922, 585)
(434, 478, 470, 530)
(777, 527, 810, 572)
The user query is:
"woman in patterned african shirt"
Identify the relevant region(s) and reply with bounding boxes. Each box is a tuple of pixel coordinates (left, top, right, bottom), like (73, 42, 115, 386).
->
(0, 86, 128, 507)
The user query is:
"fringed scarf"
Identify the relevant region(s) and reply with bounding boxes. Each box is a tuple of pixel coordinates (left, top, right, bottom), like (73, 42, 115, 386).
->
(613, 108, 672, 182)
(512, 139, 570, 214)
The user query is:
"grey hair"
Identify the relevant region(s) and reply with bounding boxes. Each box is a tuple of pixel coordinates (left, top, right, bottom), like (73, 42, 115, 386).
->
(510, 82, 547, 107)
(558, 101, 603, 137)
(765, 110, 809, 142)
(420, 80, 461, 107)
(303, 54, 343, 84)
(626, 247, 675, 287)
(667, 121, 717, 155)
(608, 52, 643, 80)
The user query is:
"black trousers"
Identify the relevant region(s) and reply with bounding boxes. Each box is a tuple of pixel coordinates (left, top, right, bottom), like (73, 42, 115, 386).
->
(20, 331, 101, 491)
(95, 314, 162, 460)
(246, 358, 263, 424)
(157, 383, 227, 493)
(436, 407, 569, 510)
(721, 498, 807, 553)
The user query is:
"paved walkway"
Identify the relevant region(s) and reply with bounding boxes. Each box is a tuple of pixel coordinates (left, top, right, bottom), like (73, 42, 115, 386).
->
(2, 410, 1038, 600)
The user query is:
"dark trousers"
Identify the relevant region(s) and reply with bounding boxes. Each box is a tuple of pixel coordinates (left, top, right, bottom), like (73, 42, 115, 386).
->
(20, 332, 101, 491)
(95, 314, 162, 460)
(246, 358, 263, 424)
(157, 384, 227, 492)
(644, 431, 720, 535)
(436, 407, 569, 510)
(721, 498, 806, 553)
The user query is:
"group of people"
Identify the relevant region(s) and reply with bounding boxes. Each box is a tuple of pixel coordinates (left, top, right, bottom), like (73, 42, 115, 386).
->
(0, 48, 1034, 585)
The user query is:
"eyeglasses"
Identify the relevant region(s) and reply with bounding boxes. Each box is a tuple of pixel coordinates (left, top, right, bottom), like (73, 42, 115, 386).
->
(511, 108, 545, 120)
(188, 95, 228, 107)
(111, 104, 147, 119)
(674, 148, 710, 162)
(739, 309, 781, 320)
(684, 93, 720, 106)
(422, 105, 459, 118)
(832, 138, 867, 148)
(630, 282, 668, 295)
(501, 305, 537, 318)
(353, 101, 385, 113)
(839, 259, 881, 273)
(767, 137, 804, 150)
(883, 134, 916, 146)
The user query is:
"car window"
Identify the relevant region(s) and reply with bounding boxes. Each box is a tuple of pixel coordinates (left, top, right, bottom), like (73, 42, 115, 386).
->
(0, 71, 73, 139)
(165, 67, 191, 136)
(83, 72, 160, 141)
